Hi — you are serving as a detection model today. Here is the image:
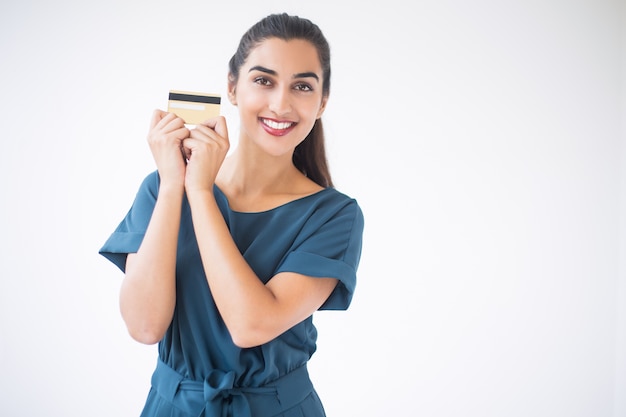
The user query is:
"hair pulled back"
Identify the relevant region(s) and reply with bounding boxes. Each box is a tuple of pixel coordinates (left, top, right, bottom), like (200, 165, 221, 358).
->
(228, 13, 333, 188)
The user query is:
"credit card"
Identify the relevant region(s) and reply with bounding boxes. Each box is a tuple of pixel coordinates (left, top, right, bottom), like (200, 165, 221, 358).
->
(167, 90, 221, 124)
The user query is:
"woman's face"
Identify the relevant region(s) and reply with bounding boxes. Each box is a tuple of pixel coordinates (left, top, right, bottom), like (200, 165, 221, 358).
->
(229, 37, 327, 158)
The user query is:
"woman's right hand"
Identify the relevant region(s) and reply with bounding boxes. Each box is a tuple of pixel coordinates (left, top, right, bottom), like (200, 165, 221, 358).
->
(147, 110, 190, 188)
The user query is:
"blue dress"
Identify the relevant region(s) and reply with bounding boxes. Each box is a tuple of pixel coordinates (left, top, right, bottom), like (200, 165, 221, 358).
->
(99, 171, 364, 417)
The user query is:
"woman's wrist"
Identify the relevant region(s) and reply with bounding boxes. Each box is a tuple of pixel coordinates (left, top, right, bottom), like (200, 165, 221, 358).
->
(185, 185, 215, 204)
(157, 180, 185, 199)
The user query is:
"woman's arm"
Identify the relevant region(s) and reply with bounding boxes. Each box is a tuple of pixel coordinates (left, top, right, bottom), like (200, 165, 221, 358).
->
(182, 118, 337, 348)
(120, 184, 183, 344)
(187, 189, 338, 348)
(119, 110, 189, 345)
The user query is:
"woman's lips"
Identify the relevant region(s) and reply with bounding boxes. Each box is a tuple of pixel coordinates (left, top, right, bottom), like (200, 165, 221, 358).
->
(260, 118, 296, 136)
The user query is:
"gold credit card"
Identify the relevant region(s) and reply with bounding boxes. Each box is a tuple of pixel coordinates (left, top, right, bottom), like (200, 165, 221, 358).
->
(167, 90, 221, 124)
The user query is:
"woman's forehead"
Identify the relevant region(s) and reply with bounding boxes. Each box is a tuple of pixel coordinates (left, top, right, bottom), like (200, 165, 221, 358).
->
(244, 38, 322, 76)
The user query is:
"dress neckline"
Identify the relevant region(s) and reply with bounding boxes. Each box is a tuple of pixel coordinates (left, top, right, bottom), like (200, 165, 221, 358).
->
(213, 184, 331, 215)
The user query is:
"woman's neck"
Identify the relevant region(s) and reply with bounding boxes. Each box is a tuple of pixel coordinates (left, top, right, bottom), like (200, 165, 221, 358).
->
(216, 147, 301, 196)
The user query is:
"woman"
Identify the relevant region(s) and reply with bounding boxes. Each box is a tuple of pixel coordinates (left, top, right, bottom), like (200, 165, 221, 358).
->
(100, 13, 364, 417)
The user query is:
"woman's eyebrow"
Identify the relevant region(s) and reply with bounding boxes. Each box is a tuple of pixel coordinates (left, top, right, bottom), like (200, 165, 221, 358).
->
(249, 65, 277, 76)
(249, 65, 319, 81)
(294, 71, 319, 81)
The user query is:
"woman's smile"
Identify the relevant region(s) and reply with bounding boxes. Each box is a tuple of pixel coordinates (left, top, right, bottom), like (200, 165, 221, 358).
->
(260, 117, 297, 136)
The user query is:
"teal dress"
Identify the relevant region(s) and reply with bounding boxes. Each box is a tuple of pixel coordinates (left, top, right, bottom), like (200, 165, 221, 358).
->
(99, 171, 364, 417)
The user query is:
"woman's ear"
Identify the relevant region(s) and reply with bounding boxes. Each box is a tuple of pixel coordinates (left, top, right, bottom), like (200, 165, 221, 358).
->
(316, 96, 329, 119)
(227, 73, 237, 105)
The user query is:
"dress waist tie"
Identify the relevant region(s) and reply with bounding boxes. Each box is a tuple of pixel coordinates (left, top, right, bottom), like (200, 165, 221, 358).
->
(150, 358, 314, 417)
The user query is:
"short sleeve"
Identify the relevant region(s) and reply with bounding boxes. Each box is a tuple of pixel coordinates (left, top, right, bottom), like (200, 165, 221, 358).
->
(276, 198, 364, 310)
(98, 172, 160, 272)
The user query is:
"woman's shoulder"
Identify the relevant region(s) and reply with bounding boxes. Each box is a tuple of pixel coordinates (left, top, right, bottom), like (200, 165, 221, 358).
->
(316, 186, 358, 207)
(144, 169, 161, 184)
(285, 186, 361, 216)
(304, 186, 364, 226)
(135, 170, 161, 196)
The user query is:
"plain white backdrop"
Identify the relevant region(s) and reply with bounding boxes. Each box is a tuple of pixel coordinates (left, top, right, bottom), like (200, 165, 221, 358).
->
(0, 1, 624, 416)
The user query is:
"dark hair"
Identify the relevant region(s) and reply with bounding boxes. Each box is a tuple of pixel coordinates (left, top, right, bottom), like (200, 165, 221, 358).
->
(228, 13, 333, 188)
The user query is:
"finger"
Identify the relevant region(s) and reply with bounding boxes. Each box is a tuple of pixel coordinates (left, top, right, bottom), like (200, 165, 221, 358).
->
(181, 139, 193, 160)
(198, 116, 228, 139)
(172, 126, 190, 141)
(181, 137, 200, 159)
(189, 124, 217, 142)
(153, 111, 175, 130)
(163, 115, 187, 134)
(188, 127, 229, 153)
(213, 116, 229, 140)
(154, 116, 188, 140)
(192, 122, 229, 145)
(155, 112, 184, 132)
(198, 116, 218, 128)
(150, 109, 168, 129)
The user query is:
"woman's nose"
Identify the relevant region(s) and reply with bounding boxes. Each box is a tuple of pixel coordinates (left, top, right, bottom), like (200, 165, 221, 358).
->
(268, 88, 292, 116)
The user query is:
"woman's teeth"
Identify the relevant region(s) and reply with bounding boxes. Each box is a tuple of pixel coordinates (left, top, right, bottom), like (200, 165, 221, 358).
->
(263, 119, 293, 130)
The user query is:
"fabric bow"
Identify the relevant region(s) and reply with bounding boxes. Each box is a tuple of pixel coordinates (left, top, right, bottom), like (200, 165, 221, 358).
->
(203, 369, 252, 417)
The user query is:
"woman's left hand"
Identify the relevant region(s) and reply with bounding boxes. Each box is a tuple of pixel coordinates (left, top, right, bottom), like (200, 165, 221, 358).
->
(182, 116, 230, 193)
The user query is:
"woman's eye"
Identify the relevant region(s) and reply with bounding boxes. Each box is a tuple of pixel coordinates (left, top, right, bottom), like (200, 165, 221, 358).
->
(254, 77, 271, 86)
(294, 83, 313, 92)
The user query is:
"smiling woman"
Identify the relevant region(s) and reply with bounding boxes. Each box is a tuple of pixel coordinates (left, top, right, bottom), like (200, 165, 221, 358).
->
(98, 13, 364, 417)
(228, 38, 328, 162)
(0, 1, 623, 416)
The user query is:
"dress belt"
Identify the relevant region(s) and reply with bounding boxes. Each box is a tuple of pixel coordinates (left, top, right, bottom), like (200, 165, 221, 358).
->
(150, 358, 314, 417)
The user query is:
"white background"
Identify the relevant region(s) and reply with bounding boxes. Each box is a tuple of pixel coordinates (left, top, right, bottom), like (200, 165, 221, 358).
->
(0, 1, 624, 416)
